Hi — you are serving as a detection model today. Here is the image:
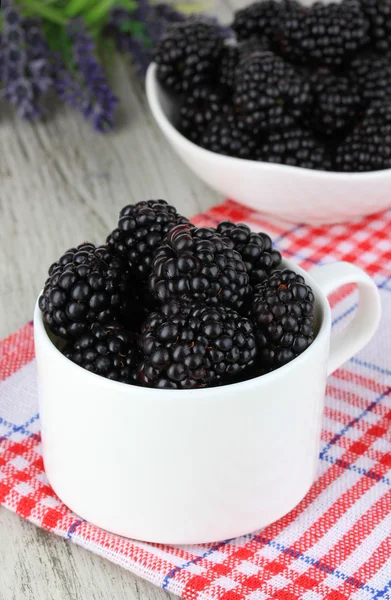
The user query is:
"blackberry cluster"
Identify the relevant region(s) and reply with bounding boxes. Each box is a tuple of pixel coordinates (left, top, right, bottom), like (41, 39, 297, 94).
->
(259, 127, 332, 170)
(349, 53, 391, 105)
(155, 0, 391, 172)
(310, 73, 363, 137)
(280, 0, 369, 67)
(178, 86, 228, 144)
(252, 269, 315, 368)
(361, 0, 391, 53)
(64, 323, 140, 383)
(40, 200, 315, 388)
(217, 221, 282, 285)
(200, 112, 262, 159)
(233, 0, 282, 44)
(138, 301, 257, 388)
(39, 243, 138, 339)
(233, 51, 312, 133)
(154, 20, 223, 92)
(148, 224, 251, 310)
(335, 103, 391, 171)
(107, 200, 188, 280)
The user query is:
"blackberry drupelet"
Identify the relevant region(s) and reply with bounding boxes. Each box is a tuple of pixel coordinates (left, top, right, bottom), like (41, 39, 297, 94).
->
(217, 221, 282, 285)
(280, 0, 369, 67)
(107, 200, 189, 281)
(39, 243, 137, 340)
(232, 0, 281, 44)
(361, 0, 391, 53)
(349, 53, 391, 105)
(234, 51, 312, 133)
(259, 127, 332, 170)
(218, 45, 239, 91)
(335, 102, 391, 171)
(154, 20, 223, 93)
(64, 323, 141, 383)
(148, 224, 251, 310)
(310, 73, 363, 137)
(252, 269, 315, 368)
(138, 300, 257, 388)
(178, 86, 228, 144)
(200, 112, 260, 159)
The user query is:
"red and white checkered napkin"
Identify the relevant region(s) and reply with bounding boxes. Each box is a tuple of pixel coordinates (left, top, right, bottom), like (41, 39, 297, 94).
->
(1, 200, 391, 600)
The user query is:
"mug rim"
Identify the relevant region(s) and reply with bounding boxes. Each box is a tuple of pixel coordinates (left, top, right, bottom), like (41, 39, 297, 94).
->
(34, 258, 331, 397)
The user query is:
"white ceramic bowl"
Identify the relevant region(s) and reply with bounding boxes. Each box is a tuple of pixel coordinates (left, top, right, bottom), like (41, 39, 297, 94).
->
(146, 63, 391, 225)
(34, 259, 380, 544)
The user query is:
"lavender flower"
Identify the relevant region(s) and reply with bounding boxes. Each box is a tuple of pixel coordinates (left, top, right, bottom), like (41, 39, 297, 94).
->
(106, 2, 184, 77)
(54, 19, 118, 133)
(0, 3, 54, 119)
(0, 3, 42, 119)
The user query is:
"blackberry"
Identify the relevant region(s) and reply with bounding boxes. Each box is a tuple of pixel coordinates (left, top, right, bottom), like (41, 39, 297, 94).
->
(154, 20, 223, 93)
(217, 221, 281, 285)
(39, 243, 137, 340)
(252, 269, 315, 369)
(361, 0, 391, 53)
(349, 53, 391, 105)
(200, 112, 261, 159)
(218, 40, 268, 93)
(148, 224, 251, 310)
(107, 200, 189, 281)
(280, 0, 369, 67)
(138, 300, 257, 388)
(310, 73, 363, 137)
(64, 323, 140, 383)
(234, 51, 312, 133)
(232, 0, 281, 44)
(335, 102, 391, 172)
(218, 45, 239, 91)
(259, 127, 332, 171)
(178, 86, 228, 144)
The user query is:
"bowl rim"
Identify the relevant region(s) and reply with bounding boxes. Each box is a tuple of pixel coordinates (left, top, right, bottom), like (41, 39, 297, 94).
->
(34, 258, 331, 397)
(146, 62, 391, 180)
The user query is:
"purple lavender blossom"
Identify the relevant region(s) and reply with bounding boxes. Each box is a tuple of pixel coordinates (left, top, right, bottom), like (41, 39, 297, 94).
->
(54, 19, 118, 133)
(0, 3, 43, 119)
(105, 3, 232, 77)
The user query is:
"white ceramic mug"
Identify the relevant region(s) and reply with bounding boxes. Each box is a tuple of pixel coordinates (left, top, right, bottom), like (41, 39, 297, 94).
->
(34, 259, 381, 544)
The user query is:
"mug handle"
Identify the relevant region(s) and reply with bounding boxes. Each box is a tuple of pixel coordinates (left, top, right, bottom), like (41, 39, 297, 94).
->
(309, 262, 381, 376)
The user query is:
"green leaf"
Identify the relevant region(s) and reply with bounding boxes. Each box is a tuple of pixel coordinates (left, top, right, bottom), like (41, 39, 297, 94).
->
(83, 0, 118, 25)
(19, 0, 68, 24)
(65, 0, 96, 18)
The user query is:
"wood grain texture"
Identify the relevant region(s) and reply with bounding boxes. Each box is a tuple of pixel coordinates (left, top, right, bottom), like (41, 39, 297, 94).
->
(0, 2, 237, 598)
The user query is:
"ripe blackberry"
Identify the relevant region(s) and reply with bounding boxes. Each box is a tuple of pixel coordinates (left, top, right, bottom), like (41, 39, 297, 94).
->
(259, 127, 332, 171)
(361, 0, 391, 53)
(200, 112, 260, 159)
(232, 0, 281, 44)
(148, 224, 251, 310)
(138, 300, 257, 388)
(154, 20, 223, 93)
(252, 269, 315, 368)
(107, 200, 189, 281)
(217, 221, 282, 285)
(335, 102, 391, 172)
(310, 73, 363, 137)
(39, 243, 137, 340)
(280, 0, 369, 67)
(178, 86, 228, 144)
(349, 53, 391, 105)
(218, 45, 239, 91)
(64, 323, 140, 383)
(234, 51, 312, 133)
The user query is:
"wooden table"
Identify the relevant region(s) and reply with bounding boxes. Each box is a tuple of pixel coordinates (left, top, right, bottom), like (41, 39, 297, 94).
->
(0, 1, 245, 596)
